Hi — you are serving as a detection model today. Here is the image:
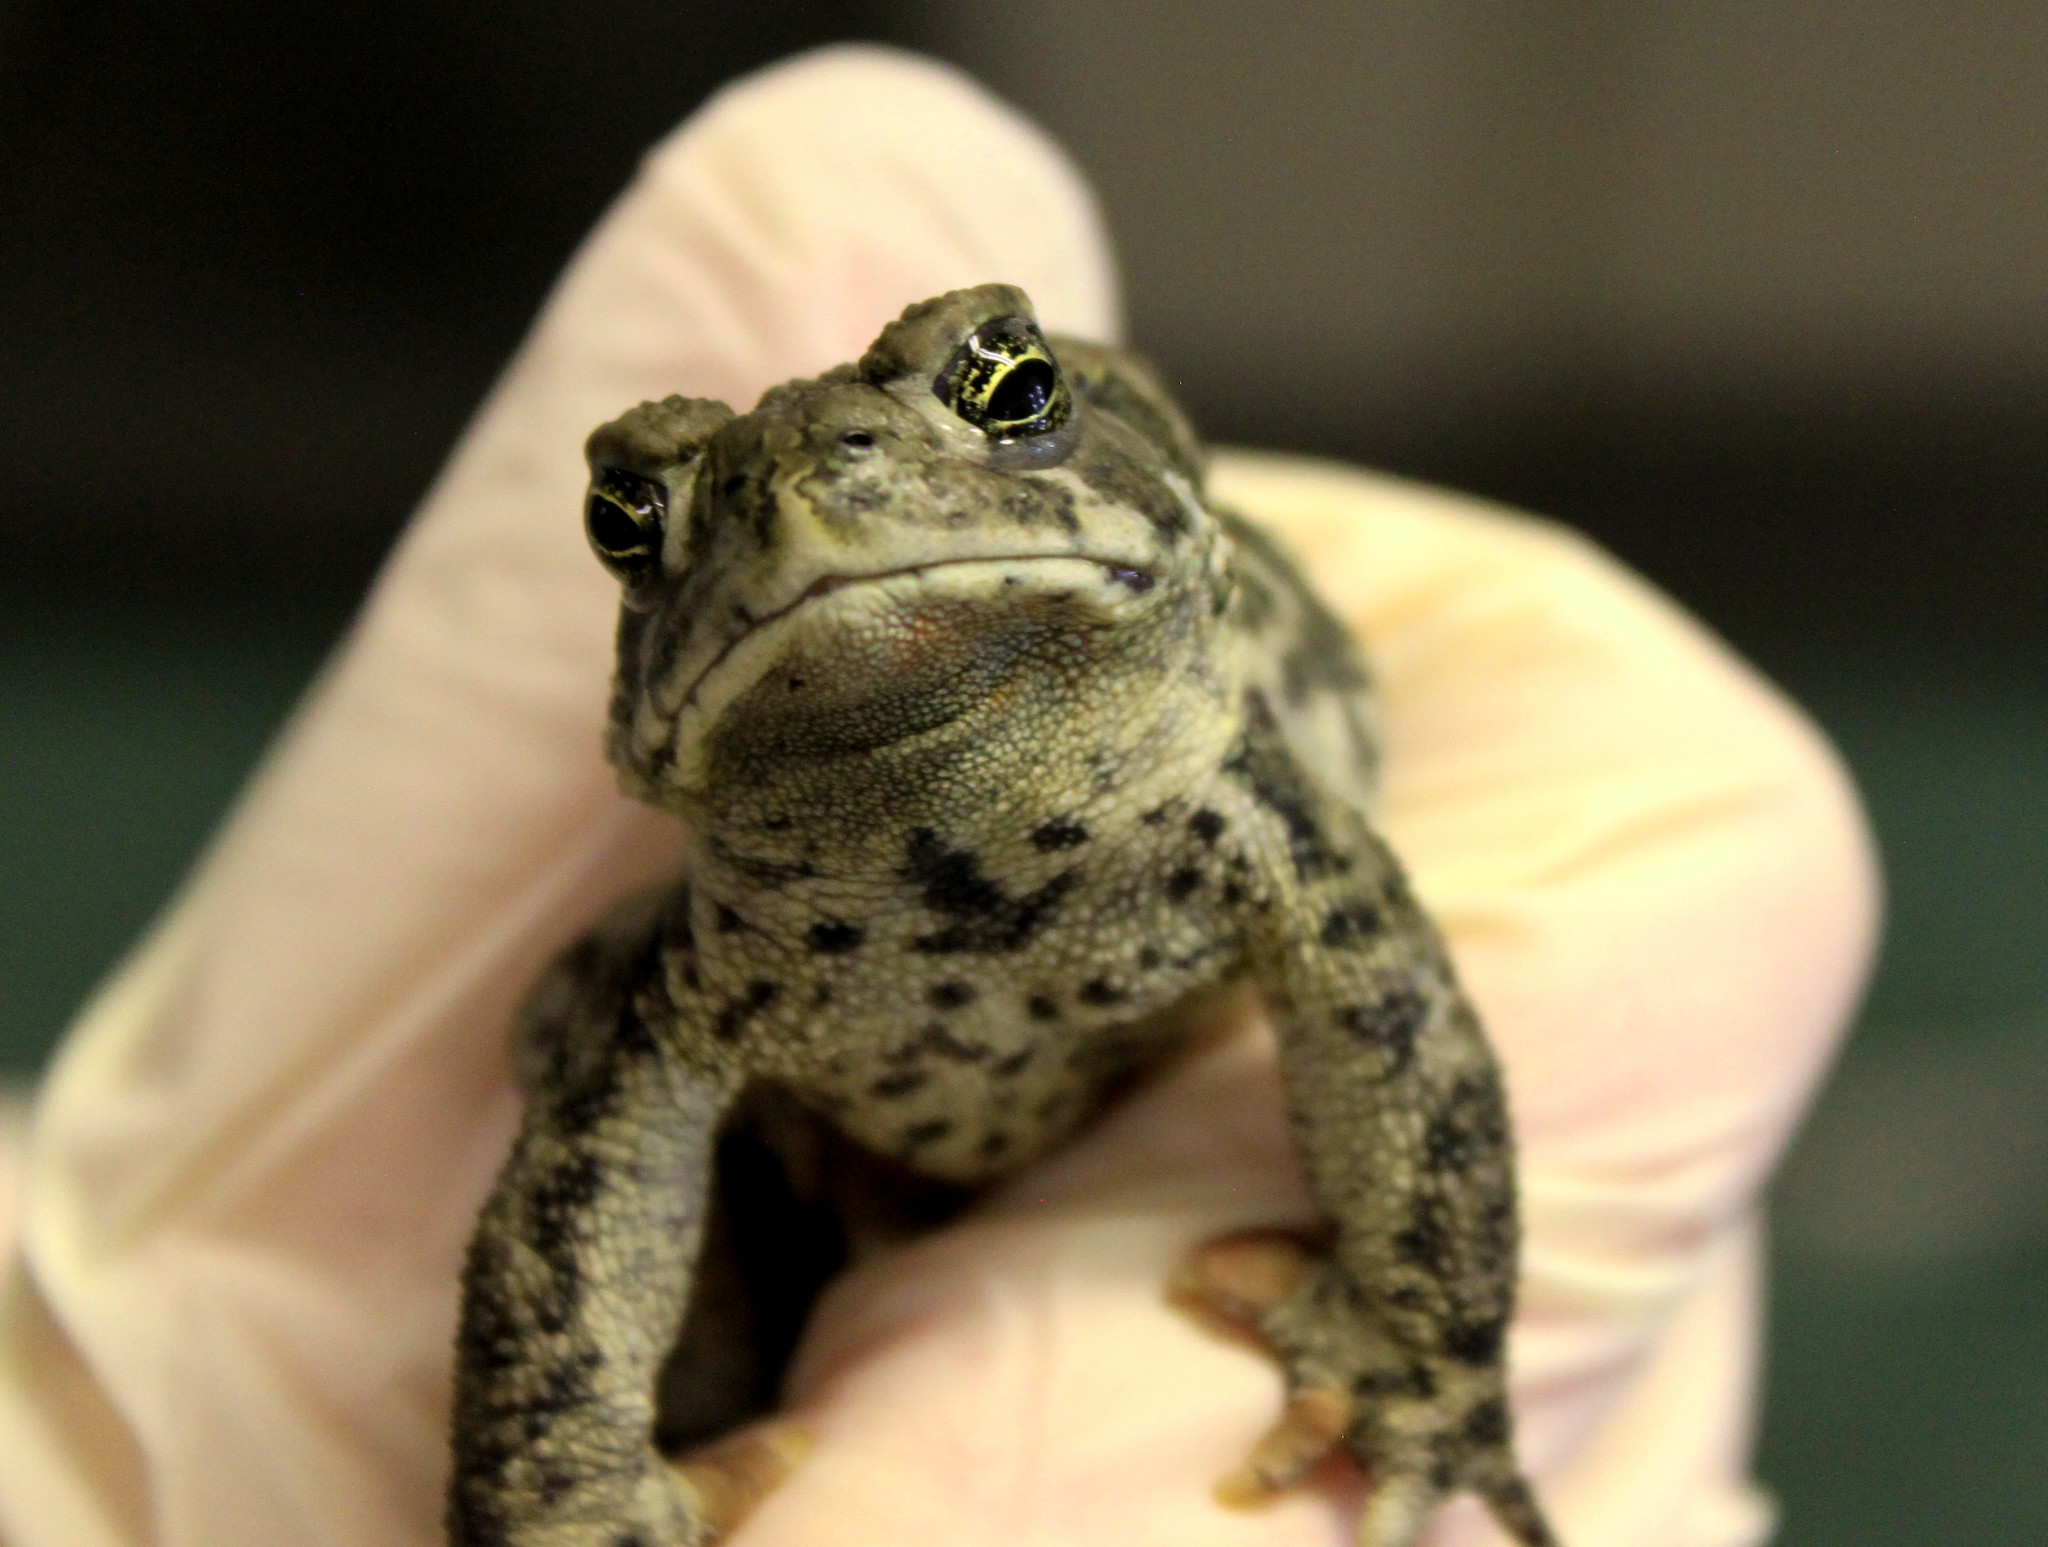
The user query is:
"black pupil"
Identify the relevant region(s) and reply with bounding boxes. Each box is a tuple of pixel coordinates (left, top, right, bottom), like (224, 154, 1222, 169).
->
(986, 358, 1054, 423)
(587, 494, 647, 554)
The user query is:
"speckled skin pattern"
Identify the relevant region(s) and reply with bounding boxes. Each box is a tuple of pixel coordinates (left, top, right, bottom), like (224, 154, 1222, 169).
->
(447, 285, 1559, 1547)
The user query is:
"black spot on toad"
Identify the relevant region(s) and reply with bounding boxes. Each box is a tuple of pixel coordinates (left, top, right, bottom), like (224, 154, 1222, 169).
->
(870, 1069, 929, 1100)
(1031, 819, 1090, 851)
(807, 919, 864, 954)
(1078, 978, 1127, 1007)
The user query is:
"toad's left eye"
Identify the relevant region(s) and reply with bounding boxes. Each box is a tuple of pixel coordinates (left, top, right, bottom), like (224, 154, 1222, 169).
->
(933, 316, 1073, 441)
(585, 467, 667, 583)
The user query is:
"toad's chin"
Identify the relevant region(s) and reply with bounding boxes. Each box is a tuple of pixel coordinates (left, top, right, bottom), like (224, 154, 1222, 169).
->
(650, 555, 1153, 785)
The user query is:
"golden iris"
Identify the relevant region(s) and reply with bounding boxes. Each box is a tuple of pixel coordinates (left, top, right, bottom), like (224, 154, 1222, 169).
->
(585, 468, 667, 582)
(933, 317, 1073, 441)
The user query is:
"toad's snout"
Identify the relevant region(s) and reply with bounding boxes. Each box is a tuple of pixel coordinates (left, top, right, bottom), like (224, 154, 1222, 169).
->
(697, 387, 932, 562)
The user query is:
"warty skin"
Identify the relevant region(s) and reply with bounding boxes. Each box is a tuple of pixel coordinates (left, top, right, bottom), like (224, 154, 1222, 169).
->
(447, 284, 1560, 1547)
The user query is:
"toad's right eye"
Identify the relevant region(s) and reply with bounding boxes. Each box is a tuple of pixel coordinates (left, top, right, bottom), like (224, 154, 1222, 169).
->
(585, 468, 667, 583)
(933, 315, 1073, 442)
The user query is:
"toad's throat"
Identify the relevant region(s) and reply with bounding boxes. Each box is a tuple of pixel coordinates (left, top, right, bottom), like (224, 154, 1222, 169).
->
(675, 555, 1155, 713)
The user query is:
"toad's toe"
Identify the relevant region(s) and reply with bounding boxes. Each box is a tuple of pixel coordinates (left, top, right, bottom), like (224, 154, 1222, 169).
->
(1214, 1385, 1353, 1507)
(669, 1419, 811, 1542)
(1166, 1227, 1321, 1342)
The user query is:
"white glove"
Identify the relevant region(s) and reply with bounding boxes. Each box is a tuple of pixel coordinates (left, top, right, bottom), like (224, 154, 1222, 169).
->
(0, 45, 1876, 1547)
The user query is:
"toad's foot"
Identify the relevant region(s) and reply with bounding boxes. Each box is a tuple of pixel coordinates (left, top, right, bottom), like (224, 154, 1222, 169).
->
(1169, 1229, 1345, 1503)
(1170, 1229, 1559, 1547)
(669, 1419, 812, 1544)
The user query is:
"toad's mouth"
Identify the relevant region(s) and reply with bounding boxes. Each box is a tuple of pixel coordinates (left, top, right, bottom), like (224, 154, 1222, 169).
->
(672, 554, 1157, 715)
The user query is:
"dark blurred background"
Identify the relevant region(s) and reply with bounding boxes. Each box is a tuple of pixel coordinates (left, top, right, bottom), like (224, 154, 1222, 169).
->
(2, 3, 2042, 1542)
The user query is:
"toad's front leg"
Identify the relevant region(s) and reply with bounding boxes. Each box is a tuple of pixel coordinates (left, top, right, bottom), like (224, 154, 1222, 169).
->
(448, 941, 755, 1547)
(1194, 711, 1560, 1547)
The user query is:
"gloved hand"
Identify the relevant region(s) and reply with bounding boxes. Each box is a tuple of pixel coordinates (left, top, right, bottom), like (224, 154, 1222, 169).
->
(0, 45, 1876, 1547)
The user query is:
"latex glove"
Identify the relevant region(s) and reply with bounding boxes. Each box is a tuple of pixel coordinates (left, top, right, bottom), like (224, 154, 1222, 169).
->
(0, 45, 1876, 1547)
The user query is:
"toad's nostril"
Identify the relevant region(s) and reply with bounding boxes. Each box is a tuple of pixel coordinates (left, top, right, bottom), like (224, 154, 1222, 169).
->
(840, 430, 876, 449)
